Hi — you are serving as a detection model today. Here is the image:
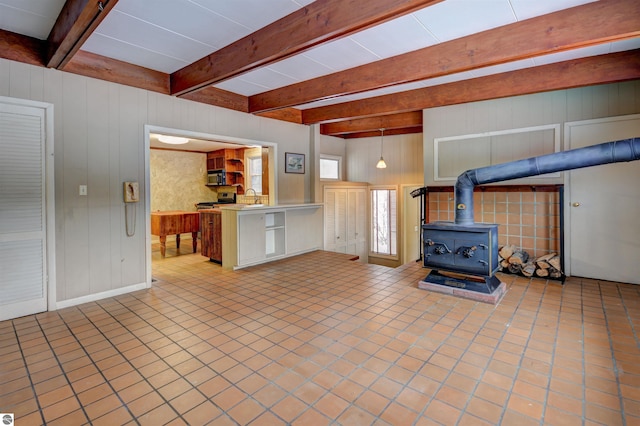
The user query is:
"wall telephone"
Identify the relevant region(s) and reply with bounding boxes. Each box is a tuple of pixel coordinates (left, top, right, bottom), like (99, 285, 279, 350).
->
(123, 182, 139, 237)
(124, 181, 139, 203)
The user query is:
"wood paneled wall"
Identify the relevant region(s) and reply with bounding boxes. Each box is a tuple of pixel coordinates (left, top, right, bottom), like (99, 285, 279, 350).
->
(0, 57, 311, 304)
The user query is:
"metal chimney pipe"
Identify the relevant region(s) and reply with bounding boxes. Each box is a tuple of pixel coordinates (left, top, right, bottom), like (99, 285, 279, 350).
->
(454, 137, 640, 225)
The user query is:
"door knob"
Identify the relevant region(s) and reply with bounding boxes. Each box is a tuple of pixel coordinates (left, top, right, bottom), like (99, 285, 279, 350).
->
(572, 202, 581, 207)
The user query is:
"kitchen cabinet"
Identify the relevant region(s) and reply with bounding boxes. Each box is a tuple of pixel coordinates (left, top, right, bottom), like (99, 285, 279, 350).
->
(206, 148, 245, 194)
(207, 152, 225, 170)
(200, 210, 222, 263)
(221, 204, 323, 269)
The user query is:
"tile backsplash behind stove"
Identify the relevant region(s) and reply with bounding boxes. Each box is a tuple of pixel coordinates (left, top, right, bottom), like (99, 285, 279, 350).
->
(428, 188, 560, 259)
(236, 194, 269, 205)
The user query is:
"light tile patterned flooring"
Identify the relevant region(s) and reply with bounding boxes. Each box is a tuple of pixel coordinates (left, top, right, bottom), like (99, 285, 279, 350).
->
(1, 247, 639, 425)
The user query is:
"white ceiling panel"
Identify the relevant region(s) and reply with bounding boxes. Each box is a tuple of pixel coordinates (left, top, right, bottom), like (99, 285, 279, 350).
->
(350, 14, 439, 58)
(470, 58, 537, 78)
(113, 0, 248, 50)
(268, 54, 335, 82)
(81, 34, 190, 74)
(228, 67, 299, 93)
(510, 0, 598, 21)
(90, 10, 216, 72)
(413, 0, 516, 42)
(190, 0, 303, 31)
(302, 37, 381, 72)
(608, 37, 640, 53)
(215, 78, 272, 96)
(0, 0, 65, 39)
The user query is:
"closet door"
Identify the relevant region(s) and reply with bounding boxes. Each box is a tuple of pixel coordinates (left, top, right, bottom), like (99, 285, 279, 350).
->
(346, 188, 367, 261)
(324, 188, 348, 253)
(0, 102, 48, 321)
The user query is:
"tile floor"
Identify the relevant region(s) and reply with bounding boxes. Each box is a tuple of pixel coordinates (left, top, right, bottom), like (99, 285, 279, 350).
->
(1, 247, 639, 425)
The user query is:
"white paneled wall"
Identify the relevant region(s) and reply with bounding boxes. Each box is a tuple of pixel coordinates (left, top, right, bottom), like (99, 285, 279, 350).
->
(423, 81, 640, 187)
(0, 57, 312, 305)
(345, 132, 423, 185)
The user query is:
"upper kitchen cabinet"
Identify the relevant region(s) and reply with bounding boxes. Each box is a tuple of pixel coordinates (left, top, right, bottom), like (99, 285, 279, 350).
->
(207, 151, 225, 170)
(207, 148, 246, 194)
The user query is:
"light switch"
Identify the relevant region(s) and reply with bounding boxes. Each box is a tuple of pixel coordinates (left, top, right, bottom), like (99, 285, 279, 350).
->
(79, 185, 87, 196)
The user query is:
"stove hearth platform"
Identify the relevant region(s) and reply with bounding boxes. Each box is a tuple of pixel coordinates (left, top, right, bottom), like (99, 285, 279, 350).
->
(419, 270, 507, 304)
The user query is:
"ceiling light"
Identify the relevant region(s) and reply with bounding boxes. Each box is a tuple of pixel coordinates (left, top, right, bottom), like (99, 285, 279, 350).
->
(376, 128, 387, 169)
(158, 135, 189, 145)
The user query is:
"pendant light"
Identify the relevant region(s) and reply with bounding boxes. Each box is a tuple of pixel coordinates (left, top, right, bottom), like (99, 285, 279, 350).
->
(376, 128, 387, 169)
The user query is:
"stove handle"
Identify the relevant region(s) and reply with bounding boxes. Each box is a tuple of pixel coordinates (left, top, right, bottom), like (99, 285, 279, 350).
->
(426, 240, 452, 255)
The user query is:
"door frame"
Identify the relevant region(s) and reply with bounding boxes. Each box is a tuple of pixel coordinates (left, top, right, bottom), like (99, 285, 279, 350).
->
(143, 125, 278, 286)
(563, 113, 640, 279)
(0, 96, 56, 313)
(401, 184, 423, 265)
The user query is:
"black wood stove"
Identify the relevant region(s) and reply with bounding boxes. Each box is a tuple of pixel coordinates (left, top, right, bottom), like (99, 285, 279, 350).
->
(420, 137, 640, 303)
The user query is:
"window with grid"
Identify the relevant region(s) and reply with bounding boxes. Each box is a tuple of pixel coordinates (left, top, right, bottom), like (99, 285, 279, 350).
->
(370, 188, 397, 256)
(248, 156, 262, 194)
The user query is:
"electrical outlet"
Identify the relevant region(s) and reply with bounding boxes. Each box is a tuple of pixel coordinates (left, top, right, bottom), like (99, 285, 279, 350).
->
(79, 185, 87, 196)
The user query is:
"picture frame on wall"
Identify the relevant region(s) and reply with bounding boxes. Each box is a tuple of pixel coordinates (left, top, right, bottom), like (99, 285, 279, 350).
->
(285, 152, 305, 174)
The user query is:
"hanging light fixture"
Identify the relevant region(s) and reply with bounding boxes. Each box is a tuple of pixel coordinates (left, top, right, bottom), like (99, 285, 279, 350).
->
(376, 128, 387, 169)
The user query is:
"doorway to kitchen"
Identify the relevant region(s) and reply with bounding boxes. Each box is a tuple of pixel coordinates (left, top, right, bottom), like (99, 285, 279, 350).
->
(144, 125, 277, 284)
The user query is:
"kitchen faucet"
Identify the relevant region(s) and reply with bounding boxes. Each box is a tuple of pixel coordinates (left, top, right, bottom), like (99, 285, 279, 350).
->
(245, 188, 259, 204)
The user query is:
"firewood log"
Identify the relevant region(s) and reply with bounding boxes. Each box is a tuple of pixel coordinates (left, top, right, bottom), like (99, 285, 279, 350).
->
(508, 263, 522, 274)
(535, 253, 557, 263)
(508, 250, 529, 265)
(521, 262, 536, 277)
(535, 268, 549, 277)
(536, 260, 551, 269)
(548, 256, 561, 270)
(549, 267, 562, 279)
(499, 244, 516, 260)
(536, 253, 557, 269)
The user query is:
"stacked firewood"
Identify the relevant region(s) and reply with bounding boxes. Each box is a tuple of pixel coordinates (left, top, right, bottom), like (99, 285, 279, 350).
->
(498, 244, 563, 279)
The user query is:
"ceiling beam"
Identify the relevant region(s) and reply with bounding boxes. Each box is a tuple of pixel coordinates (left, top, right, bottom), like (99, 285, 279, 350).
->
(181, 87, 248, 113)
(302, 50, 640, 124)
(255, 108, 303, 124)
(47, 0, 119, 69)
(250, 0, 640, 113)
(320, 111, 422, 135)
(170, 0, 443, 96)
(63, 50, 170, 94)
(342, 127, 423, 139)
(0, 29, 45, 66)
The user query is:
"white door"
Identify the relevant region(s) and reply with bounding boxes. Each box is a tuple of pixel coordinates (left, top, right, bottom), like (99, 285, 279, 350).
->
(566, 115, 640, 284)
(0, 102, 49, 320)
(324, 188, 348, 253)
(346, 188, 367, 261)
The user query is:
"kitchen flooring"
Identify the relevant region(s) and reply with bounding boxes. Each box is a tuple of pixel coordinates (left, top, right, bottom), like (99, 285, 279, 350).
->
(1, 246, 639, 425)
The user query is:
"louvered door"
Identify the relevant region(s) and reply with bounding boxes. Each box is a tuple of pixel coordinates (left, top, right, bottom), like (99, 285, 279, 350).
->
(0, 102, 48, 321)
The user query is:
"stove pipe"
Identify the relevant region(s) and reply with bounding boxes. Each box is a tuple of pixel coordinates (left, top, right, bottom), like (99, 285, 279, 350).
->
(454, 137, 640, 225)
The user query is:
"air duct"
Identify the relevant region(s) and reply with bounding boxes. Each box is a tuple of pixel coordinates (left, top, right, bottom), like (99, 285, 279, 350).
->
(454, 137, 640, 225)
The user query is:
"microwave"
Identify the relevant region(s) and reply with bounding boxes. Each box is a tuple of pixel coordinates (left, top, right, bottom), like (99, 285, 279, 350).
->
(207, 169, 226, 186)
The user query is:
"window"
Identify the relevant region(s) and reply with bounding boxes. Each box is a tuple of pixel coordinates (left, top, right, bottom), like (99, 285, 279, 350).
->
(248, 156, 262, 194)
(370, 188, 397, 256)
(320, 155, 341, 180)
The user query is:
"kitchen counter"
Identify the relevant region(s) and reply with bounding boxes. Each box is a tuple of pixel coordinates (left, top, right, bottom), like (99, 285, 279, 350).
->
(221, 203, 323, 269)
(219, 203, 323, 211)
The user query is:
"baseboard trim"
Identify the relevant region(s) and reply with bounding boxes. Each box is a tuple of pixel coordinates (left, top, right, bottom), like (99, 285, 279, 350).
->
(55, 282, 148, 310)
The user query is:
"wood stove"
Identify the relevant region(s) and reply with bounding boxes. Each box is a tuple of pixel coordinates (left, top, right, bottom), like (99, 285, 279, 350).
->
(420, 137, 640, 303)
